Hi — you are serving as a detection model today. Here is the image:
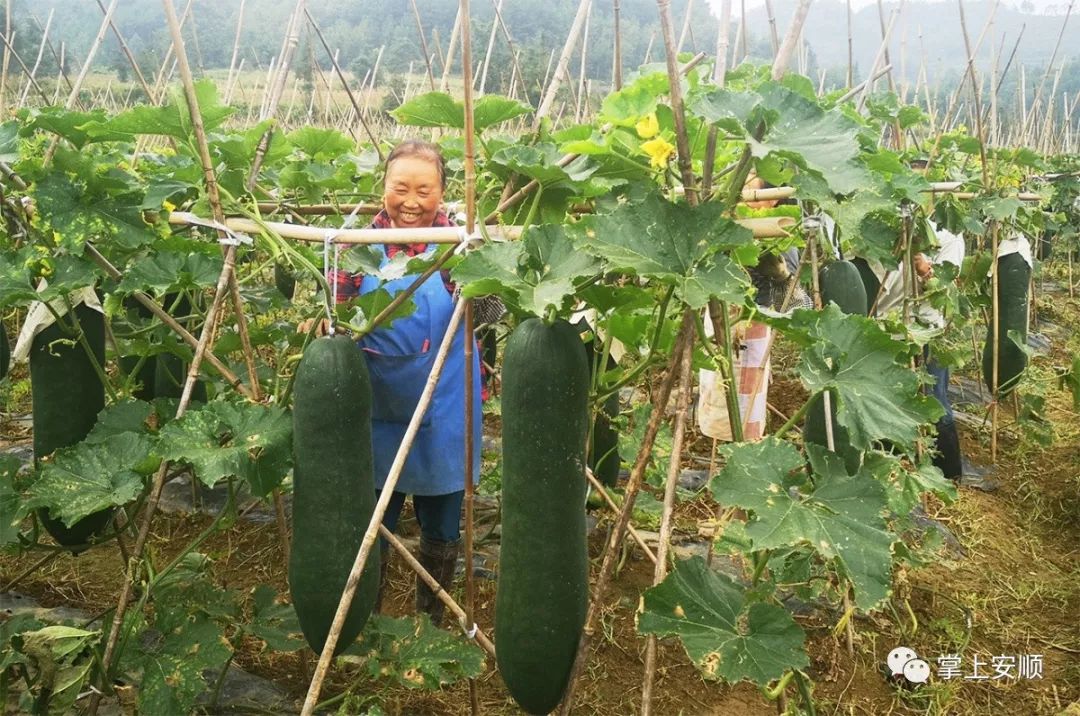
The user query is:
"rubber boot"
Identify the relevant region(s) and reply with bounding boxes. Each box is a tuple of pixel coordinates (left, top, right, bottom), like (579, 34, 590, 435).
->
(416, 537, 459, 627)
(933, 420, 963, 481)
(374, 543, 390, 613)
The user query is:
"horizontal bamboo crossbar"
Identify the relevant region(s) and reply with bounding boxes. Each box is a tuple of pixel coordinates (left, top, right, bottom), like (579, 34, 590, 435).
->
(169, 212, 799, 241)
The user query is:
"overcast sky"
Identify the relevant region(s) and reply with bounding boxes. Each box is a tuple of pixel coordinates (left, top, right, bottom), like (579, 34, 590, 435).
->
(704, 0, 1072, 15)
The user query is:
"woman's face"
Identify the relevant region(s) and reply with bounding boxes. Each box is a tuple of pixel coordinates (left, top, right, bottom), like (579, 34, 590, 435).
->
(383, 155, 444, 228)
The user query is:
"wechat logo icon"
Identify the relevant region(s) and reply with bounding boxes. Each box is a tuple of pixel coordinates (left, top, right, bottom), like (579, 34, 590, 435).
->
(887, 646, 930, 685)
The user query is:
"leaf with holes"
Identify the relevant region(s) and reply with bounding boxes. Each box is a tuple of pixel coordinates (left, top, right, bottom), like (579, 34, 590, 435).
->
(26, 433, 155, 527)
(637, 556, 808, 685)
(157, 401, 292, 495)
(248, 585, 305, 653)
(711, 439, 897, 610)
(0, 456, 27, 546)
(345, 614, 484, 689)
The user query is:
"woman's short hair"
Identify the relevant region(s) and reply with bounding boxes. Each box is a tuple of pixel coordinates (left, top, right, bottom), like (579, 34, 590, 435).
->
(385, 140, 447, 190)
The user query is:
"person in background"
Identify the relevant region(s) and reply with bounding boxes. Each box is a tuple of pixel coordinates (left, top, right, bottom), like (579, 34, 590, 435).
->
(301, 140, 482, 625)
(697, 173, 808, 442)
(866, 158, 999, 490)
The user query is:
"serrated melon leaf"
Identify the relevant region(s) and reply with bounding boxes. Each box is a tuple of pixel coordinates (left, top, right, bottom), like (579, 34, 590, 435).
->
(27, 433, 153, 526)
(797, 304, 944, 449)
(711, 439, 896, 610)
(637, 556, 808, 685)
(158, 401, 292, 495)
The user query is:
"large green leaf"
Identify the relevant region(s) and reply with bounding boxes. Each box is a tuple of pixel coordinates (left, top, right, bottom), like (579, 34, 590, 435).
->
(0, 456, 27, 546)
(637, 556, 808, 685)
(137, 611, 232, 715)
(26, 433, 155, 527)
(489, 143, 598, 189)
(14, 626, 98, 716)
(750, 84, 868, 195)
(248, 585, 305, 653)
(796, 305, 943, 450)
(287, 126, 354, 158)
(690, 82, 866, 195)
(79, 80, 234, 141)
(158, 401, 292, 495)
(34, 173, 156, 251)
(116, 250, 223, 295)
(575, 191, 754, 307)
(391, 92, 530, 132)
(453, 224, 602, 317)
(83, 399, 156, 444)
(347, 614, 485, 689)
(711, 439, 896, 610)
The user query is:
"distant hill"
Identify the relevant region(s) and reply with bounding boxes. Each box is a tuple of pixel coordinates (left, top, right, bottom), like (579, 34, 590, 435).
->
(8, 0, 1078, 94)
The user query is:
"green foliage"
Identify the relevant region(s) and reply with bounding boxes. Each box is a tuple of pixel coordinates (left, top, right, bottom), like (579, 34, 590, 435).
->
(712, 439, 897, 610)
(638, 556, 808, 685)
(792, 305, 945, 450)
(453, 224, 602, 317)
(158, 400, 292, 495)
(345, 615, 485, 689)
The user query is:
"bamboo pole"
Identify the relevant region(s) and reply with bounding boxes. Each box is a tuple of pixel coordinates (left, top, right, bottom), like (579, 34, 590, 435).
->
(535, 0, 592, 128)
(641, 314, 694, 716)
(65, 0, 118, 109)
(378, 525, 495, 656)
(300, 298, 467, 715)
(0, 29, 48, 106)
(224, 0, 248, 104)
(490, 0, 527, 99)
(585, 470, 658, 563)
(87, 4, 249, 712)
(613, 0, 623, 89)
(846, 0, 854, 87)
(702, 0, 732, 198)
(765, 0, 781, 55)
(304, 9, 383, 158)
(246, 0, 307, 190)
(17, 10, 52, 108)
(477, 0, 502, 94)
(458, 1, 481, 712)
(410, 0, 438, 92)
(0, 0, 9, 113)
(576, 1, 592, 123)
(858, 6, 900, 110)
(440, 7, 462, 92)
(1020, 0, 1074, 143)
(677, 0, 695, 53)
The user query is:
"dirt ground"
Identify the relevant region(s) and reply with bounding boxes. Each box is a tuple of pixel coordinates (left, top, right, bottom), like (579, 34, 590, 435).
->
(1, 282, 1078, 715)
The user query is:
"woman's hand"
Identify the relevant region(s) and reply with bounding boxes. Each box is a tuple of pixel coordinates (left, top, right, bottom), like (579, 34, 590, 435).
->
(298, 318, 332, 337)
(914, 253, 934, 281)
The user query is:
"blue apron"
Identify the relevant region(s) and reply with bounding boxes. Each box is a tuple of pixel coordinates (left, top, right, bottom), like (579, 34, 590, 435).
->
(358, 246, 482, 495)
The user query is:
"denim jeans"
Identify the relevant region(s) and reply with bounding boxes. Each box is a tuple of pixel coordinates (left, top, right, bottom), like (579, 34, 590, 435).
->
(378, 489, 464, 544)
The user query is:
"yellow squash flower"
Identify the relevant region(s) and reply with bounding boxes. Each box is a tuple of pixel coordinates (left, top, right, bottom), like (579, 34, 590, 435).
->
(635, 112, 659, 139)
(642, 136, 675, 170)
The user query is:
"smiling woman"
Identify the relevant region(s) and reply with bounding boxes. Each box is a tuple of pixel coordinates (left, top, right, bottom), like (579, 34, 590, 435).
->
(382, 141, 447, 228)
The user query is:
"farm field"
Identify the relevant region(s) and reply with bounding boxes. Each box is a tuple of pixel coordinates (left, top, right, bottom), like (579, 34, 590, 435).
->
(1, 0, 1080, 715)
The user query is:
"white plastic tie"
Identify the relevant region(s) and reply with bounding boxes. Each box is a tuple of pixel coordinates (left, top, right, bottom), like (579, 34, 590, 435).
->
(183, 214, 254, 246)
(322, 231, 339, 336)
(465, 622, 479, 640)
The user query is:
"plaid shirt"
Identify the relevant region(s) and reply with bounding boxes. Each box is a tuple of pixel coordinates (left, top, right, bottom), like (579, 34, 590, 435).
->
(330, 209, 456, 302)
